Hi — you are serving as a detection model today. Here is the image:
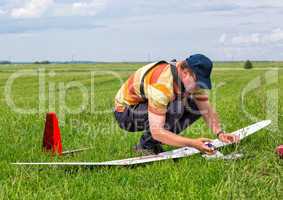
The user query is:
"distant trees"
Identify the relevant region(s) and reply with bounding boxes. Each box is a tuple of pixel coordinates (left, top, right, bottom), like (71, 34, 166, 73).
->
(244, 60, 253, 69)
(33, 60, 50, 64)
(0, 61, 11, 64)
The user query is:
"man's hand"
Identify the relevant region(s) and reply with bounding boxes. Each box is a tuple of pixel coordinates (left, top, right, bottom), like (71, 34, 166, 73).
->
(191, 138, 215, 155)
(218, 133, 240, 143)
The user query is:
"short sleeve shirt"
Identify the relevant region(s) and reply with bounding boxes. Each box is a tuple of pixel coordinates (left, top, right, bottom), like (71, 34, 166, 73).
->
(114, 61, 208, 115)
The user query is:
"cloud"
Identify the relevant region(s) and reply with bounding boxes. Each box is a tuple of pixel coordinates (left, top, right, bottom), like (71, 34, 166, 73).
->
(3, 0, 283, 20)
(0, 8, 5, 15)
(1, 0, 283, 61)
(73, 0, 107, 13)
(231, 33, 261, 45)
(268, 28, 283, 43)
(0, 16, 106, 34)
(233, 0, 283, 8)
(10, 0, 54, 18)
(101, 1, 241, 18)
(7, 0, 110, 18)
(0, 1, 110, 34)
(53, 0, 109, 17)
(220, 28, 283, 45)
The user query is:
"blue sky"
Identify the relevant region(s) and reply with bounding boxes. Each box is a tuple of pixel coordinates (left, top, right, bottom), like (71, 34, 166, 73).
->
(0, 0, 283, 62)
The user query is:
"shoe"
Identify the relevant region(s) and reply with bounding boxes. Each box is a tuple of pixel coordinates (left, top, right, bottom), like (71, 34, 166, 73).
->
(133, 143, 164, 155)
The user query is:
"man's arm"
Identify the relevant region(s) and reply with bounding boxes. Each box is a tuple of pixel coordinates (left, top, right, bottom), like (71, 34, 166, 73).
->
(195, 99, 239, 143)
(194, 99, 221, 134)
(148, 111, 214, 154)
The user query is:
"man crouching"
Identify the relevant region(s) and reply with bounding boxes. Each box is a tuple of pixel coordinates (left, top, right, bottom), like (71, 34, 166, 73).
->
(114, 54, 239, 155)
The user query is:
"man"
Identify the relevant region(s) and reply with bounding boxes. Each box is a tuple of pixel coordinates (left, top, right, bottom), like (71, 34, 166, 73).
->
(114, 54, 239, 155)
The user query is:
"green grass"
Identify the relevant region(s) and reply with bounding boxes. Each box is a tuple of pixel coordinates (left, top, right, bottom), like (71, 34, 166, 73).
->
(0, 62, 282, 199)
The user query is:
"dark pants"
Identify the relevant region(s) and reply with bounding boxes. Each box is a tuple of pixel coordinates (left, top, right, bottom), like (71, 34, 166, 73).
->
(114, 96, 202, 149)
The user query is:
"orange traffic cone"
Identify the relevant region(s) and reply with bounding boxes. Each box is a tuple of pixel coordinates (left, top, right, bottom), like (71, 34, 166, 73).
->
(42, 112, 63, 155)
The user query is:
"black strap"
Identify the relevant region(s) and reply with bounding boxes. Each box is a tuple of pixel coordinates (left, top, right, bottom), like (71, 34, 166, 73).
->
(169, 62, 185, 99)
(140, 61, 185, 100)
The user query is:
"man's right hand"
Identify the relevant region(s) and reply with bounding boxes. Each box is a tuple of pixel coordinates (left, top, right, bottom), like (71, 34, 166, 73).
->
(191, 138, 215, 155)
(149, 110, 217, 152)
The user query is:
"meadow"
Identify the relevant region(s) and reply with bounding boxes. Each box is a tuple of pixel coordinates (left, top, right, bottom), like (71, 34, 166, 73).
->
(0, 61, 282, 199)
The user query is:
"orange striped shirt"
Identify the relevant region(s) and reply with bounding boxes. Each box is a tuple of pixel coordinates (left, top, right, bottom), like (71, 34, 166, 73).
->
(114, 61, 208, 115)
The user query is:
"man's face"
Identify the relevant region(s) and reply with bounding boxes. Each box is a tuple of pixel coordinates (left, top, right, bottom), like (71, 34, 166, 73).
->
(179, 68, 198, 92)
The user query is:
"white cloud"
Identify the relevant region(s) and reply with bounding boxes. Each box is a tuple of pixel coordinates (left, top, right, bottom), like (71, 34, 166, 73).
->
(0, 8, 5, 15)
(52, 0, 109, 17)
(268, 28, 283, 42)
(233, 0, 283, 8)
(231, 33, 260, 45)
(1, 0, 283, 61)
(220, 28, 283, 45)
(10, 0, 54, 18)
(71, 0, 109, 16)
(5, 0, 283, 19)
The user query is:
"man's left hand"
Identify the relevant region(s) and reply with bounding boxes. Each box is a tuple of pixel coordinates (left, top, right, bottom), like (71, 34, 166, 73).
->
(218, 133, 240, 143)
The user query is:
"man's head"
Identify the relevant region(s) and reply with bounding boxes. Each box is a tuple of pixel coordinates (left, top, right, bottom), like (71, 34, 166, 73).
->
(176, 54, 213, 92)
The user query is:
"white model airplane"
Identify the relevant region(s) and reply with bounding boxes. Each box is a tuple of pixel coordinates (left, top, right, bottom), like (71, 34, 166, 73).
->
(12, 120, 271, 167)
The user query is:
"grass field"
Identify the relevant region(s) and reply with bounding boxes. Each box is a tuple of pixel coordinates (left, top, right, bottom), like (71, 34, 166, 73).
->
(0, 62, 282, 199)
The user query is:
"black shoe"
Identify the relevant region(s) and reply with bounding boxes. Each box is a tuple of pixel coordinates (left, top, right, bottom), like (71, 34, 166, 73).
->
(133, 143, 164, 155)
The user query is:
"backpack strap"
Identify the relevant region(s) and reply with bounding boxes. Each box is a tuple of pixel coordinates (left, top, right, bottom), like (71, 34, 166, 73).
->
(140, 61, 185, 100)
(169, 62, 186, 99)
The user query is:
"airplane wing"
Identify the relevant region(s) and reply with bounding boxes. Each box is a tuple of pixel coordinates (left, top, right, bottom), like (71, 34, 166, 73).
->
(12, 120, 271, 166)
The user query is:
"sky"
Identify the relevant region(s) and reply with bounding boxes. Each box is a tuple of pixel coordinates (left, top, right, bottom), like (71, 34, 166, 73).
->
(0, 0, 283, 62)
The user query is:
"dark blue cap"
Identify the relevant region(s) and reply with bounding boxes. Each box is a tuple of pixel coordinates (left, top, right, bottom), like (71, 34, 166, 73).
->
(185, 54, 213, 89)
